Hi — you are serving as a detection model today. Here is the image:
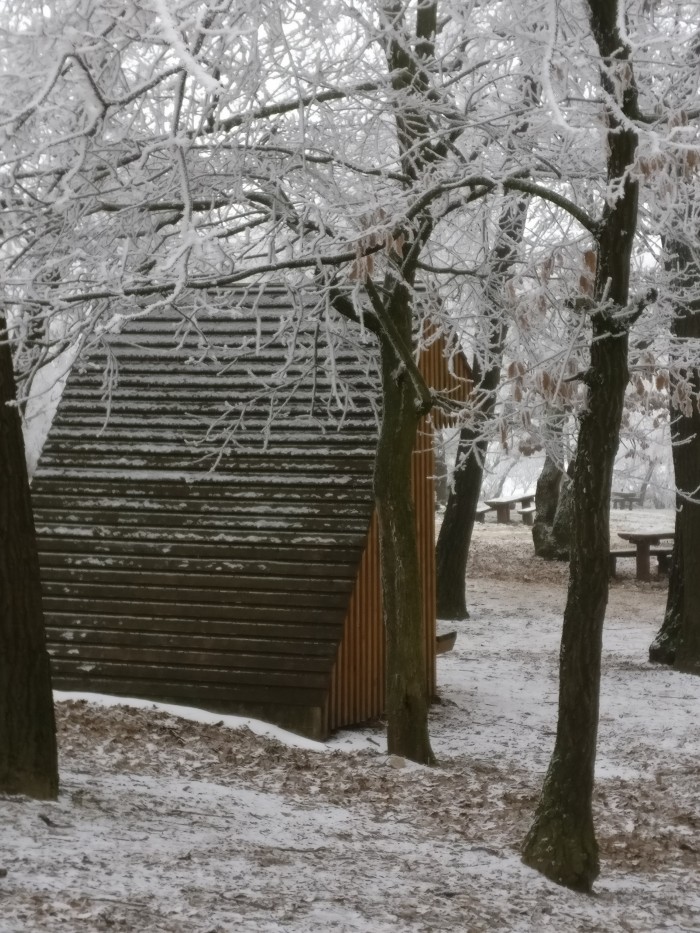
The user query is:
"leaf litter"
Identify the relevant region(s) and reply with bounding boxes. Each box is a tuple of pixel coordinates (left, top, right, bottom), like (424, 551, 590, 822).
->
(1, 508, 699, 932)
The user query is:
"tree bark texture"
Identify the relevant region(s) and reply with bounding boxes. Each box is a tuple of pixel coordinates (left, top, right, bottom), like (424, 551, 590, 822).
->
(0, 322, 58, 799)
(435, 425, 486, 619)
(649, 512, 683, 664)
(367, 2, 439, 763)
(522, 0, 640, 892)
(532, 417, 568, 560)
(649, 237, 700, 671)
(436, 197, 529, 619)
(670, 313, 700, 673)
(374, 291, 435, 765)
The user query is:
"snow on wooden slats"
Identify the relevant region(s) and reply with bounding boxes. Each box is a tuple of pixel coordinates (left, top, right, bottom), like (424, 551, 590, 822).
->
(32, 292, 378, 734)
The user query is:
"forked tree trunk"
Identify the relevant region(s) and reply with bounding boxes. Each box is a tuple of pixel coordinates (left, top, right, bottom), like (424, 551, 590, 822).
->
(374, 314, 435, 765)
(521, 0, 640, 891)
(0, 322, 58, 799)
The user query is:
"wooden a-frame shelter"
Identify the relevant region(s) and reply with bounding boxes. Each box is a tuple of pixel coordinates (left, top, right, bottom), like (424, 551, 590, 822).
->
(31, 286, 470, 738)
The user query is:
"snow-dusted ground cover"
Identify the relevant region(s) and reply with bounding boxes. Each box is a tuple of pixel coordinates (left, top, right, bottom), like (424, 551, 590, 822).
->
(2, 509, 699, 932)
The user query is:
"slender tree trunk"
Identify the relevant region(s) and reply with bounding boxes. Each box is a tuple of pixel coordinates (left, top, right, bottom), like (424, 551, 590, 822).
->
(670, 331, 700, 674)
(436, 427, 487, 618)
(374, 293, 435, 765)
(532, 412, 567, 559)
(436, 197, 529, 619)
(649, 241, 700, 670)
(649, 512, 683, 664)
(521, 327, 630, 891)
(522, 0, 640, 891)
(0, 320, 58, 799)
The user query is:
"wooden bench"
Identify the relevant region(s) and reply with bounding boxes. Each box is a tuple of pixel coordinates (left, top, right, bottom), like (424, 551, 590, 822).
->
(609, 547, 673, 578)
(517, 505, 536, 526)
(475, 504, 491, 523)
(483, 493, 535, 524)
(436, 631, 457, 654)
(650, 546, 673, 574)
(608, 549, 637, 577)
(612, 491, 642, 510)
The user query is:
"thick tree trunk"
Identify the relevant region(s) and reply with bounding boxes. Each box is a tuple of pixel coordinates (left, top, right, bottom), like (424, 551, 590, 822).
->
(522, 0, 640, 891)
(521, 329, 630, 890)
(0, 322, 58, 799)
(436, 197, 529, 619)
(374, 312, 435, 765)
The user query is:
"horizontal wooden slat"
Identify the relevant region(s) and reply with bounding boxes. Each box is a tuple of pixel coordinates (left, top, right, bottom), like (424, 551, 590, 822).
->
(33, 476, 373, 500)
(32, 493, 372, 519)
(47, 626, 337, 657)
(49, 643, 332, 673)
(34, 507, 370, 535)
(50, 675, 327, 708)
(37, 536, 364, 563)
(37, 293, 381, 733)
(44, 612, 343, 642)
(41, 580, 351, 610)
(49, 658, 329, 689)
(36, 525, 367, 548)
(40, 566, 353, 592)
(38, 551, 358, 578)
(42, 596, 345, 624)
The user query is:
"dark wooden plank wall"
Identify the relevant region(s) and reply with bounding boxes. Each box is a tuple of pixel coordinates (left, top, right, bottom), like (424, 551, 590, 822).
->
(32, 289, 380, 737)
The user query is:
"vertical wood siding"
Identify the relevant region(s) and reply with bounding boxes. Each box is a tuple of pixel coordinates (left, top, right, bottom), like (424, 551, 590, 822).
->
(327, 332, 470, 730)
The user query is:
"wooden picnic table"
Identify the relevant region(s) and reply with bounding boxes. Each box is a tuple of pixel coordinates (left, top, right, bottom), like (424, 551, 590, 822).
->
(617, 530, 675, 582)
(483, 493, 535, 524)
(612, 491, 641, 510)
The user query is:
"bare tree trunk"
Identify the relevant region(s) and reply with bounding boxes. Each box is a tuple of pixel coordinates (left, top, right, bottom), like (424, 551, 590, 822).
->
(649, 239, 700, 671)
(375, 307, 434, 763)
(436, 426, 487, 619)
(532, 413, 567, 559)
(0, 320, 58, 799)
(670, 320, 700, 674)
(436, 196, 529, 619)
(522, 0, 641, 891)
(649, 512, 683, 664)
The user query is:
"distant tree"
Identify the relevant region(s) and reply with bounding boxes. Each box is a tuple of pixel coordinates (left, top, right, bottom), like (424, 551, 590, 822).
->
(435, 194, 529, 620)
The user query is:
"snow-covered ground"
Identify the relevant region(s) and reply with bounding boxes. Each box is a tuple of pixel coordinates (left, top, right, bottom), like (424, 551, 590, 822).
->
(2, 511, 699, 932)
